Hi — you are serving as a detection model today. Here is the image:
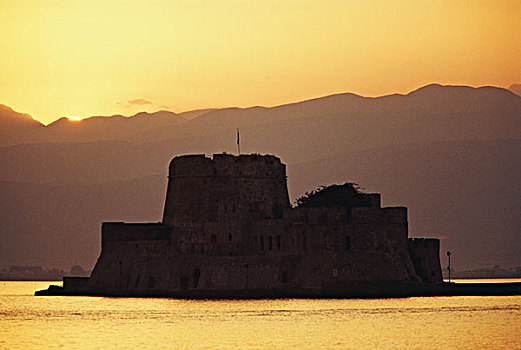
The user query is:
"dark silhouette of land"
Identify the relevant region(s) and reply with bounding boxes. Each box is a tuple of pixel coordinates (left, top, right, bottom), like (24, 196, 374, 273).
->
(449, 265, 521, 279)
(0, 105, 44, 147)
(0, 265, 89, 281)
(509, 83, 521, 96)
(1, 84, 520, 271)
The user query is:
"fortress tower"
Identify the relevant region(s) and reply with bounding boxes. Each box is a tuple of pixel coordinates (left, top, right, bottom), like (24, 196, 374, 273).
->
(162, 153, 290, 255)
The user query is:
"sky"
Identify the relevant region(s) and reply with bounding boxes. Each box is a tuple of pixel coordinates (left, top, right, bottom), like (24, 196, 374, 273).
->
(1, 0, 520, 125)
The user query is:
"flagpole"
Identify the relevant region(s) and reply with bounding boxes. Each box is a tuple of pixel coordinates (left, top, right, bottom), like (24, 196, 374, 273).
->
(237, 127, 240, 155)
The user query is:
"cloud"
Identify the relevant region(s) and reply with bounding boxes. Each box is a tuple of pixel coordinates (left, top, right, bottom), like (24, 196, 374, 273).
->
(128, 98, 153, 105)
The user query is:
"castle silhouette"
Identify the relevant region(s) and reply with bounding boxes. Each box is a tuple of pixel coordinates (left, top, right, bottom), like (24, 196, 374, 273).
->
(38, 153, 445, 298)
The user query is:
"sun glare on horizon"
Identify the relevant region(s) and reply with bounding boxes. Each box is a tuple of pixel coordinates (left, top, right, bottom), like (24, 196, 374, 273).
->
(67, 116, 84, 121)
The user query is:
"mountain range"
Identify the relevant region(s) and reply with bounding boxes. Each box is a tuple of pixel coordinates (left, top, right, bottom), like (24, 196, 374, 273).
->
(1, 83, 520, 270)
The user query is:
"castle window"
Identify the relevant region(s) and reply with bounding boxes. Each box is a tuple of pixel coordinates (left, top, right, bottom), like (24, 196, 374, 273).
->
(211, 234, 217, 244)
(268, 236, 273, 250)
(344, 236, 351, 251)
(260, 236, 265, 251)
(228, 232, 232, 241)
(276, 236, 281, 250)
(303, 236, 308, 251)
(193, 268, 201, 288)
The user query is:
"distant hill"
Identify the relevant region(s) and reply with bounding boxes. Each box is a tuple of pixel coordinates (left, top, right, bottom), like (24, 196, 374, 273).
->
(177, 108, 216, 120)
(2, 84, 520, 148)
(0, 84, 520, 270)
(0, 109, 190, 146)
(509, 83, 521, 96)
(1, 84, 520, 185)
(0, 105, 44, 147)
(31, 110, 188, 144)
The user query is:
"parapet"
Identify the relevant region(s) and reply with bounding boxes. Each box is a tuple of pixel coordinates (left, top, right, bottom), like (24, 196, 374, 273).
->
(168, 153, 286, 178)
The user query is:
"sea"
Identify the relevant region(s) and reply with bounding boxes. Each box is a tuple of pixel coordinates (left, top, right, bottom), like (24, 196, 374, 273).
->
(1, 280, 521, 349)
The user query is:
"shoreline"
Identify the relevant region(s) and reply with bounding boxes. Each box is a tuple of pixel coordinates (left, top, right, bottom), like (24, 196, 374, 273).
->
(35, 281, 521, 299)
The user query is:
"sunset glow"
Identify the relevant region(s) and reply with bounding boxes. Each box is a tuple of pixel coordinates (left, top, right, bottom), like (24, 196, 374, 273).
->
(1, 0, 520, 124)
(1, 2, 521, 347)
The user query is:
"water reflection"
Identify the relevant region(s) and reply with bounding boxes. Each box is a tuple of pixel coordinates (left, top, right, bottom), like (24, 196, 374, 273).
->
(1, 281, 520, 349)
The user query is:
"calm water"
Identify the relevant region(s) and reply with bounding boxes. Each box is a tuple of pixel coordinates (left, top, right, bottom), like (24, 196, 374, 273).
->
(1, 281, 521, 349)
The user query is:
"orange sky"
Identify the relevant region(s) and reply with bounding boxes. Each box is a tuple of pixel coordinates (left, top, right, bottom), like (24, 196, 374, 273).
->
(1, 0, 520, 125)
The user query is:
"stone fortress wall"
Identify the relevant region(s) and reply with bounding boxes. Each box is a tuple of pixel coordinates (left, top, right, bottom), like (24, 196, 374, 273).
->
(408, 238, 443, 283)
(69, 153, 443, 296)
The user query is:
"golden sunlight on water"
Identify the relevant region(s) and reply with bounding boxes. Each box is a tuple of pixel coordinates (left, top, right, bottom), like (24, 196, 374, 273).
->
(1, 282, 521, 349)
(450, 278, 521, 284)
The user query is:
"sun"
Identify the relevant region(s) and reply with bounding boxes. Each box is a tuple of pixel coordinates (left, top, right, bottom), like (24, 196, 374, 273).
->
(67, 116, 83, 121)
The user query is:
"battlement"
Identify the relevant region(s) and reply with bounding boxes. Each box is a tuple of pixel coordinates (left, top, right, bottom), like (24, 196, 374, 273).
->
(169, 153, 286, 178)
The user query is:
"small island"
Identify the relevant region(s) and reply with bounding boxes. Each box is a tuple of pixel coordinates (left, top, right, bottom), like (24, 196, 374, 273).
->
(37, 153, 521, 298)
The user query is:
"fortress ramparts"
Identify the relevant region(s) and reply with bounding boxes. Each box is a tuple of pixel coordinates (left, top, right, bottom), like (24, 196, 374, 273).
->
(38, 153, 449, 298)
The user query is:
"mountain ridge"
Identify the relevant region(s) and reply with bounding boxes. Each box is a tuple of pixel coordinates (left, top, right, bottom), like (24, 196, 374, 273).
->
(509, 83, 521, 96)
(2, 84, 519, 147)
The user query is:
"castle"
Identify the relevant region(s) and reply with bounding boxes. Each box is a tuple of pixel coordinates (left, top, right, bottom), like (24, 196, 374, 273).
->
(41, 153, 444, 298)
